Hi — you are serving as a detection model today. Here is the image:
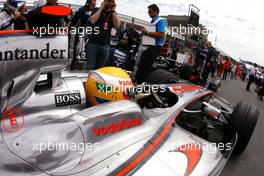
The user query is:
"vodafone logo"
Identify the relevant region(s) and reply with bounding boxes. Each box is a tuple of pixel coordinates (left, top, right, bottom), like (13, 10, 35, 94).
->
(118, 80, 133, 86)
(93, 118, 142, 137)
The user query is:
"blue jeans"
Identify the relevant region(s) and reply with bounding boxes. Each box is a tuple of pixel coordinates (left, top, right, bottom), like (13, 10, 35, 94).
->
(86, 43, 110, 70)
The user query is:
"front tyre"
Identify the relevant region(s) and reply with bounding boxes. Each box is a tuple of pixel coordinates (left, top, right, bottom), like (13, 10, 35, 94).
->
(223, 102, 259, 155)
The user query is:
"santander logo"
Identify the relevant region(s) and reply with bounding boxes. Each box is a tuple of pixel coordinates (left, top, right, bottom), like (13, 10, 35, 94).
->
(93, 118, 142, 137)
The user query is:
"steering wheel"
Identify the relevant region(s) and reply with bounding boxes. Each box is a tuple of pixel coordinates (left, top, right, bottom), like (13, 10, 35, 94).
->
(150, 88, 179, 108)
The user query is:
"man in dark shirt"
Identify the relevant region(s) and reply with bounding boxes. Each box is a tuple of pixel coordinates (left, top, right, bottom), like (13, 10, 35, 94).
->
(200, 41, 218, 87)
(86, 0, 120, 70)
(14, 3, 27, 30)
(26, 0, 65, 29)
(69, 0, 96, 70)
(70, 0, 96, 27)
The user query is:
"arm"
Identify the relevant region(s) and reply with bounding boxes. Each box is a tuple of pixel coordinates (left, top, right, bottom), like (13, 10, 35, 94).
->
(141, 28, 164, 39)
(89, 4, 104, 24)
(206, 48, 217, 63)
(112, 11, 120, 29)
(147, 32, 164, 39)
(141, 19, 166, 39)
(111, 3, 120, 29)
(69, 9, 81, 27)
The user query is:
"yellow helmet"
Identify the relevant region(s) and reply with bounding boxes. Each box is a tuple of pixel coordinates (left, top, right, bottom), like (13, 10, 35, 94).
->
(85, 67, 133, 106)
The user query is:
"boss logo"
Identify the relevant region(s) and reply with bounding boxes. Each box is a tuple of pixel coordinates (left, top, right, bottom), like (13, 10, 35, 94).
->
(55, 93, 81, 107)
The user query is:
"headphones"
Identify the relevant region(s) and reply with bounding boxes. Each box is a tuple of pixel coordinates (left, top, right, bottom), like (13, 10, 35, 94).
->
(85, 0, 91, 6)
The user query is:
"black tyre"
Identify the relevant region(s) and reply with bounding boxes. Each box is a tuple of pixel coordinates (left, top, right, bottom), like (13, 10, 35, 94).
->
(223, 102, 259, 155)
(145, 69, 178, 84)
(207, 83, 217, 92)
(180, 64, 195, 80)
(207, 80, 221, 92)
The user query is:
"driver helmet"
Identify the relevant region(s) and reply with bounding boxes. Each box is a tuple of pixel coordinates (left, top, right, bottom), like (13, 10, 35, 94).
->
(85, 67, 133, 106)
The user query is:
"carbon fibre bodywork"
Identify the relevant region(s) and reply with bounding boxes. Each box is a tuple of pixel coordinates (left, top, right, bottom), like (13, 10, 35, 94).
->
(0, 32, 236, 176)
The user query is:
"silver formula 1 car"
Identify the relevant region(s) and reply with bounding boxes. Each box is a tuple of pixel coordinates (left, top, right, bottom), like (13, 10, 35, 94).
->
(0, 7, 259, 176)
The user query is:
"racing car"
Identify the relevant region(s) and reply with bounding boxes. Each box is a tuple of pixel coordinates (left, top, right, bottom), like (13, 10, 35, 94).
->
(0, 5, 259, 176)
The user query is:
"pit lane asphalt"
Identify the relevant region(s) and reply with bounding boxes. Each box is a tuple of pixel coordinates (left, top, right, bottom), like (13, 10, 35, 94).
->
(216, 78, 264, 176)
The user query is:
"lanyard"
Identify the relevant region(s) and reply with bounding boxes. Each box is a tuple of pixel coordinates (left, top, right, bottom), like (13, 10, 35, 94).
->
(102, 11, 111, 31)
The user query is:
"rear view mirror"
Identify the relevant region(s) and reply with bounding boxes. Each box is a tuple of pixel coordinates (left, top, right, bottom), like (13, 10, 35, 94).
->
(183, 109, 202, 114)
(41, 5, 72, 17)
(202, 102, 221, 118)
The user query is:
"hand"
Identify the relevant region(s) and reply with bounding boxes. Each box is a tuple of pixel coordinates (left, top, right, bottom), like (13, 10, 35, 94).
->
(207, 62, 211, 67)
(14, 12, 21, 19)
(111, 2, 116, 11)
(100, 1, 105, 9)
(140, 27, 148, 35)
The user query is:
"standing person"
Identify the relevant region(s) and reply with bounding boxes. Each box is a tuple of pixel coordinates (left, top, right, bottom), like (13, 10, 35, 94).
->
(228, 59, 233, 77)
(222, 57, 231, 80)
(26, 0, 69, 29)
(258, 73, 264, 101)
(238, 64, 242, 80)
(70, 0, 96, 27)
(255, 73, 261, 93)
(216, 57, 221, 77)
(242, 65, 248, 81)
(14, 3, 28, 29)
(69, 0, 96, 70)
(217, 58, 224, 78)
(0, 1, 18, 30)
(170, 38, 179, 61)
(86, 0, 120, 70)
(239, 65, 244, 80)
(246, 64, 257, 91)
(135, 4, 167, 83)
(234, 63, 240, 80)
(230, 63, 235, 79)
(200, 41, 218, 87)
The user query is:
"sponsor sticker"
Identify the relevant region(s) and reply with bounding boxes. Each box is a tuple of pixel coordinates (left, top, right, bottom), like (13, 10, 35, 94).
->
(92, 118, 142, 137)
(0, 43, 66, 61)
(54, 90, 81, 107)
(1, 108, 24, 133)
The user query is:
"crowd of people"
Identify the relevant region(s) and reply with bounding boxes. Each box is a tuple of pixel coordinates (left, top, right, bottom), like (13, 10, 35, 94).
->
(1, 0, 264, 100)
(216, 56, 264, 101)
(1, 0, 167, 84)
(1, 0, 121, 68)
(216, 58, 248, 81)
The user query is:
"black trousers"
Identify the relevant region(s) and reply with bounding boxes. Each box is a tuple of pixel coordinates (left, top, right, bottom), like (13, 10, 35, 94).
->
(258, 82, 264, 100)
(246, 75, 255, 91)
(70, 33, 81, 70)
(242, 73, 247, 81)
(222, 69, 229, 80)
(136, 45, 162, 83)
(201, 65, 210, 87)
